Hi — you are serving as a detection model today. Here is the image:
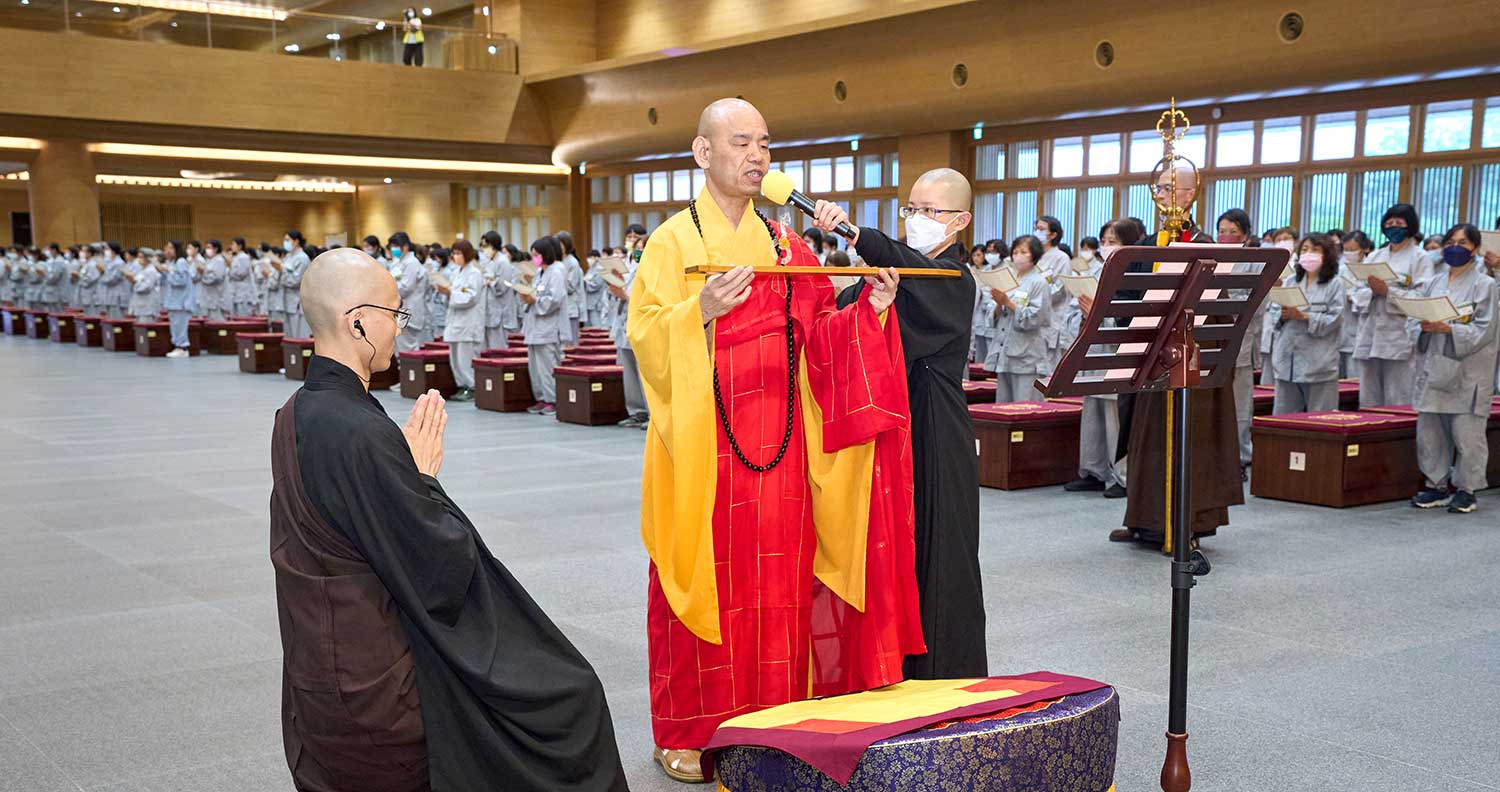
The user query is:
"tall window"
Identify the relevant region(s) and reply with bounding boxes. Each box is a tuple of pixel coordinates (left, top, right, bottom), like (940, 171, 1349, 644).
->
(464, 183, 551, 249)
(966, 96, 1497, 246)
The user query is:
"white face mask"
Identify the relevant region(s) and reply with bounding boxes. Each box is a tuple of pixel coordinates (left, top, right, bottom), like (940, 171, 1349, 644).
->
(1099, 245, 1121, 262)
(1274, 239, 1297, 253)
(1032, 230, 1049, 243)
(904, 213, 953, 255)
(983, 252, 1002, 266)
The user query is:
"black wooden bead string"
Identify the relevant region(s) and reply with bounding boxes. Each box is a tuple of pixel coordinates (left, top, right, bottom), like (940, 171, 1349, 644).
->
(689, 199, 796, 473)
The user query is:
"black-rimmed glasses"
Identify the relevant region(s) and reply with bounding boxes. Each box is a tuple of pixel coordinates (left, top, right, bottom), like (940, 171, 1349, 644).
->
(900, 206, 967, 219)
(345, 304, 411, 330)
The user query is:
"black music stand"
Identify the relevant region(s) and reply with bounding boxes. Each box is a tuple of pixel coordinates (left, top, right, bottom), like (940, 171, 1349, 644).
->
(1036, 244, 1289, 792)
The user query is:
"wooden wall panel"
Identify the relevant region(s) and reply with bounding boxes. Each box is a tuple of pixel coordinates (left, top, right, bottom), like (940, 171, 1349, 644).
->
(355, 182, 458, 245)
(519, 0, 596, 76)
(297, 200, 358, 248)
(591, 0, 969, 62)
(0, 27, 524, 145)
(536, 0, 1500, 165)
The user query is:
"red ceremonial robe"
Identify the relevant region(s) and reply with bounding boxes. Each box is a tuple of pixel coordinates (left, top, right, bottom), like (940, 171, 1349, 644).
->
(646, 224, 922, 750)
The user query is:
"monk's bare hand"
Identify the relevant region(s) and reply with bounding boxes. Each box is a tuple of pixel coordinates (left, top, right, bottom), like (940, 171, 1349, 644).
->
(403, 390, 447, 478)
(811, 200, 859, 245)
(1078, 293, 1094, 317)
(863, 268, 899, 314)
(699, 266, 754, 324)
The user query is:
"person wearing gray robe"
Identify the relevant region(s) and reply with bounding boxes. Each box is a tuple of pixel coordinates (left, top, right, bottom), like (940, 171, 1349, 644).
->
(162, 253, 196, 355)
(583, 254, 608, 327)
(41, 251, 65, 313)
(984, 246, 1052, 403)
(442, 243, 487, 401)
(227, 240, 257, 317)
(1069, 249, 1127, 495)
(281, 234, 311, 337)
(563, 253, 583, 345)
(426, 255, 450, 340)
(63, 250, 83, 311)
(610, 254, 649, 428)
(970, 250, 1002, 365)
(25, 252, 45, 310)
(128, 257, 162, 321)
(1408, 231, 1498, 515)
(522, 239, 570, 414)
(1350, 206, 1435, 407)
(1270, 250, 1345, 415)
(78, 246, 102, 315)
(100, 244, 127, 319)
(264, 251, 285, 327)
(481, 244, 520, 351)
(5, 250, 25, 307)
(388, 233, 429, 351)
(199, 242, 229, 321)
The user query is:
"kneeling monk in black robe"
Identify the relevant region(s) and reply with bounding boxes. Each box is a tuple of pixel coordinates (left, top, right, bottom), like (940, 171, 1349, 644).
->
(270, 248, 629, 792)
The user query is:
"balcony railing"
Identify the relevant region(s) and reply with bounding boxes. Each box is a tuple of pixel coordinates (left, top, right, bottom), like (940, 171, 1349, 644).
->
(1, 0, 517, 72)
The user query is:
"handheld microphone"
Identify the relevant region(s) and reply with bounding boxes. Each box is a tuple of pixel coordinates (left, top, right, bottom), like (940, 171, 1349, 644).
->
(761, 170, 856, 240)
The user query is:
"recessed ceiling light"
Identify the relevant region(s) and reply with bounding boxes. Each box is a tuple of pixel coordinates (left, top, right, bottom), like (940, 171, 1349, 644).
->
(420, 6, 430, 15)
(383, 177, 392, 184)
(487, 44, 496, 54)
(325, 32, 340, 40)
(111, 5, 121, 11)
(170, 20, 178, 26)
(20, 1, 30, 6)
(74, 9, 82, 15)
(284, 44, 299, 52)
(374, 20, 384, 29)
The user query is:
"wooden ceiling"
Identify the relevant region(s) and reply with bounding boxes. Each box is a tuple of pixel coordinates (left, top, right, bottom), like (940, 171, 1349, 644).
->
(530, 0, 1500, 165)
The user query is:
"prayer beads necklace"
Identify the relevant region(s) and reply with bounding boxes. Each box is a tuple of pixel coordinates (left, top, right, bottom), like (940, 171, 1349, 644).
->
(689, 198, 796, 473)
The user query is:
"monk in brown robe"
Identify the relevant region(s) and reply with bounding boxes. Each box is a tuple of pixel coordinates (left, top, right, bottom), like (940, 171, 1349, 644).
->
(269, 248, 629, 792)
(1107, 168, 1245, 549)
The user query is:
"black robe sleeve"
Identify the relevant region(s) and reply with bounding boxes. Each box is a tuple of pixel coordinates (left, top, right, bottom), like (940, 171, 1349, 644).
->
(300, 418, 629, 792)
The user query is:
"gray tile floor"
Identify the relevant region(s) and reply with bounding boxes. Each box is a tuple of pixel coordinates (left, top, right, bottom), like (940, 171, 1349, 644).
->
(1, 335, 1496, 792)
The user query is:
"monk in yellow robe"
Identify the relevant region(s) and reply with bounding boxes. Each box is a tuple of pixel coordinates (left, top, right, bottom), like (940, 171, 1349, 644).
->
(627, 98, 925, 783)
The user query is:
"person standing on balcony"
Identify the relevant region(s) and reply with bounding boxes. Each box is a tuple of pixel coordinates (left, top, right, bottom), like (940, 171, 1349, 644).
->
(402, 7, 425, 67)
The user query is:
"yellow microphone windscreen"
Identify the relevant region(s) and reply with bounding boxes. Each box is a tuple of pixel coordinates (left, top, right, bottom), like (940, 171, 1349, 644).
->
(761, 170, 794, 206)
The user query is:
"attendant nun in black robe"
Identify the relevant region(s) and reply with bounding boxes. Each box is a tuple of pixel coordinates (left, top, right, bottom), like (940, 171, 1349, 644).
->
(270, 354, 630, 792)
(835, 222, 988, 681)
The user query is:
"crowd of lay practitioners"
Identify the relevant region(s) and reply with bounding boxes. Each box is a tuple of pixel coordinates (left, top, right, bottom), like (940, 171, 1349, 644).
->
(1, 226, 655, 424)
(2, 97, 1498, 792)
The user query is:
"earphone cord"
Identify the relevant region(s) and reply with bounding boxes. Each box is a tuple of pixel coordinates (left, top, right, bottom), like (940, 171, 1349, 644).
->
(357, 330, 375, 387)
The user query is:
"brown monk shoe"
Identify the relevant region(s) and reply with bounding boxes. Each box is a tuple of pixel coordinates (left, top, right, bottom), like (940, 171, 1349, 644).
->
(653, 747, 710, 784)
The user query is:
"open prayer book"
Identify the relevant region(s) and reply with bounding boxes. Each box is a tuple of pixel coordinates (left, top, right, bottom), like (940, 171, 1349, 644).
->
(1060, 273, 1098, 300)
(1347, 261, 1399, 283)
(429, 270, 451, 290)
(974, 266, 1020, 293)
(1268, 285, 1309, 309)
(514, 260, 538, 280)
(602, 270, 627, 288)
(1391, 295, 1459, 322)
(505, 281, 536, 297)
(597, 255, 629, 276)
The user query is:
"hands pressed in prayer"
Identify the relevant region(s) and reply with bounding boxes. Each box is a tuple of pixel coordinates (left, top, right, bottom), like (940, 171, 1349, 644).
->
(864, 267, 900, 314)
(402, 389, 447, 478)
(810, 200, 859, 245)
(699, 265, 754, 325)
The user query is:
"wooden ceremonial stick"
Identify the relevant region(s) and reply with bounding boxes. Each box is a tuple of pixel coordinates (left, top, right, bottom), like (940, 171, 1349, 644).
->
(684, 264, 961, 278)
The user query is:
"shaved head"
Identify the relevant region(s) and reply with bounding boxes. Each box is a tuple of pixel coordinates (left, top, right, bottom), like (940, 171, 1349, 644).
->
(697, 97, 763, 139)
(301, 248, 397, 337)
(693, 97, 771, 204)
(911, 168, 972, 210)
